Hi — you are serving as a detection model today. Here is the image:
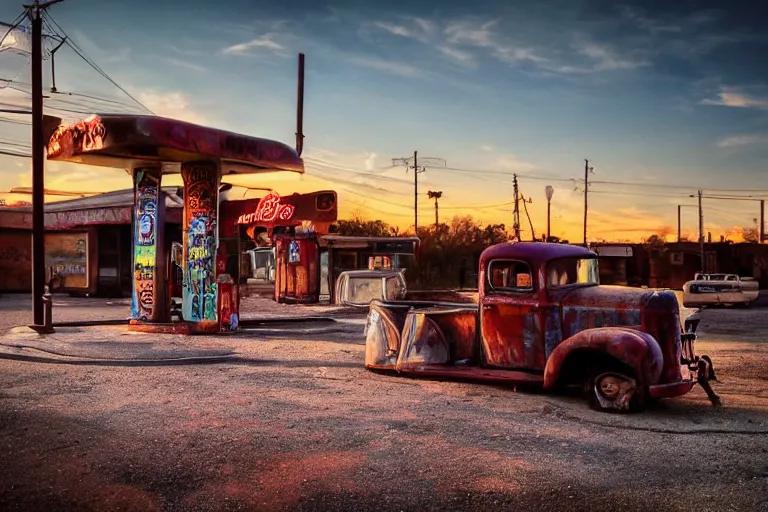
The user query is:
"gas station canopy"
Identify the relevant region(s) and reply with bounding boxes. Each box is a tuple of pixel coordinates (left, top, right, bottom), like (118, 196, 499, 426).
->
(46, 114, 305, 175)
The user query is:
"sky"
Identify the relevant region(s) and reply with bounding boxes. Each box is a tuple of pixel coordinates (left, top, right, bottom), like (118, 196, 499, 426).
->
(1, 0, 767, 242)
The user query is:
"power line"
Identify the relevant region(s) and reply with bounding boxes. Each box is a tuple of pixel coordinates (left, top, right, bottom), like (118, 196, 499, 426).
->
(41, 11, 154, 115)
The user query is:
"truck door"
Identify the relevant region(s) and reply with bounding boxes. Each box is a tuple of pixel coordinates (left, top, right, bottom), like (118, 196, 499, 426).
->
(480, 259, 545, 370)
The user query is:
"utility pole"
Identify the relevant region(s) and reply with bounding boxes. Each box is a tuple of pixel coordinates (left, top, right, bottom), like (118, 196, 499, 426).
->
(583, 159, 593, 247)
(512, 174, 521, 240)
(677, 205, 682, 243)
(697, 189, 704, 273)
(545, 185, 554, 242)
(427, 190, 442, 228)
(392, 152, 445, 233)
(26, 0, 65, 328)
(761, 200, 765, 243)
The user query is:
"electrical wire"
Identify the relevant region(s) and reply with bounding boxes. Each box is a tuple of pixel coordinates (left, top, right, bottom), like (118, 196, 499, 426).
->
(0, 12, 27, 51)
(41, 11, 154, 115)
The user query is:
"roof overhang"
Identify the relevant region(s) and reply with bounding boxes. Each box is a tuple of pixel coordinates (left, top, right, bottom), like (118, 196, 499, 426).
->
(46, 114, 304, 175)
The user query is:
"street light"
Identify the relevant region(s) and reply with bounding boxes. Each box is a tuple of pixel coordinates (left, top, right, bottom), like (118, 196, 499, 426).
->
(545, 185, 554, 241)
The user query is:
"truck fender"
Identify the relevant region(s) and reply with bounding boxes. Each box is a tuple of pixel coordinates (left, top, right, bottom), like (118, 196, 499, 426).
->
(364, 301, 402, 368)
(543, 327, 664, 390)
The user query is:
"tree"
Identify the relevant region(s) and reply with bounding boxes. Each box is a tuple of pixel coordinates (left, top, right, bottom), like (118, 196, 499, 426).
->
(336, 212, 393, 237)
(742, 226, 760, 243)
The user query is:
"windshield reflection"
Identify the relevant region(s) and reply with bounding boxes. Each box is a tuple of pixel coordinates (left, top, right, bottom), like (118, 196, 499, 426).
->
(546, 257, 600, 288)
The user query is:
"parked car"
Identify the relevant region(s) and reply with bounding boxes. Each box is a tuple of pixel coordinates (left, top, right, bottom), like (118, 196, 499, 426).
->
(682, 273, 759, 308)
(334, 269, 407, 306)
(364, 242, 719, 413)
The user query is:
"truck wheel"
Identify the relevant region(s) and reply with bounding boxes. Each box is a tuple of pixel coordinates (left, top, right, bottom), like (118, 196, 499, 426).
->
(587, 371, 646, 413)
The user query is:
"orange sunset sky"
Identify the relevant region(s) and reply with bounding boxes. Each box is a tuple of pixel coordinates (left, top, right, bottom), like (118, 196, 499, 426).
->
(1, 0, 766, 243)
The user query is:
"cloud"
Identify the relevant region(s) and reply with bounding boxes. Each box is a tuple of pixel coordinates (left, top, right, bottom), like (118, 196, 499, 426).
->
(574, 42, 649, 71)
(348, 57, 424, 78)
(494, 153, 537, 172)
(164, 58, 207, 73)
(373, 19, 435, 44)
(221, 34, 286, 56)
(701, 87, 768, 110)
(616, 6, 682, 34)
(137, 91, 207, 124)
(480, 145, 494, 152)
(444, 19, 547, 65)
(363, 152, 377, 171)
(716, 133, 768, 148)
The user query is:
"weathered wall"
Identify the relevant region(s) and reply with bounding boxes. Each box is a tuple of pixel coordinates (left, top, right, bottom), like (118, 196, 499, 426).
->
(0, 230, 31, 292)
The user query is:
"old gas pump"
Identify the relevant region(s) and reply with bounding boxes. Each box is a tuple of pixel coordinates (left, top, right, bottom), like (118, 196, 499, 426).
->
(217, 246, 240, 330)
(274, 233, 320, 303)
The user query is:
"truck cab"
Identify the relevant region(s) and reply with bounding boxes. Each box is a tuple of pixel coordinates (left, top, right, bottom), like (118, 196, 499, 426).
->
(365, 242, 719, 412)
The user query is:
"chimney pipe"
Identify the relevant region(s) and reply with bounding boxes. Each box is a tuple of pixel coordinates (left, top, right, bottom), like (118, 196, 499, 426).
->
(296, 53, 305, 156)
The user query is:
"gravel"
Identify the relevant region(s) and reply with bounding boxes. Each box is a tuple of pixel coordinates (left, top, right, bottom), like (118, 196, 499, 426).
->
(0, 295, 766, 511)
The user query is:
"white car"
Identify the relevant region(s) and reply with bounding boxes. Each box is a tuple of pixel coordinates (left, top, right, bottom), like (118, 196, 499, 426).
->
(682, 273, 759, 307)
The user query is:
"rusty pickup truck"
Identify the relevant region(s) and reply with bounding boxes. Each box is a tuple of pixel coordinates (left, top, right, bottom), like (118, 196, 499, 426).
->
(364, 242, 720, 412)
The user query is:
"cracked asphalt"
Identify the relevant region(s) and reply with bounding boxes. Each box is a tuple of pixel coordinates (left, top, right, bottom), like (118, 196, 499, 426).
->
(0, 295, 766, 511)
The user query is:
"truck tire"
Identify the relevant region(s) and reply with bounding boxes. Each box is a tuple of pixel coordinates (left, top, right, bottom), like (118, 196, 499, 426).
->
(586, 369, 647, 413)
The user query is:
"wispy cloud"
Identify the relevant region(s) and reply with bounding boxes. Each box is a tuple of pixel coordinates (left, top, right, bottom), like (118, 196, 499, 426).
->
(221, 34, 286, 56)
(494, 153, 538, 172)
(575, 42, 649, 71)
(716, 133, 768, 148)
(138, 91, 208, 125)
(617, 5, 682, 34)
(701, 87, 768, 110)
(164, 57, 207, 73)
(348, 57, 424, 78)
(444, 19, 547, 65)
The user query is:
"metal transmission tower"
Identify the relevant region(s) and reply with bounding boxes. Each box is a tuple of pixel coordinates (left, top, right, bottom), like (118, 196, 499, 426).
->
(427, 190, 442, 227)
(392, 151, 446, 232)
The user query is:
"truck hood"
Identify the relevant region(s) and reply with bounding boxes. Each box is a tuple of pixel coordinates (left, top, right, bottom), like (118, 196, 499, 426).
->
(553, 285, 656, 338)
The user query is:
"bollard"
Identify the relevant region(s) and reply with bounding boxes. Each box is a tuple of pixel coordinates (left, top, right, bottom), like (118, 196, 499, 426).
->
(42, 292, 54, 333)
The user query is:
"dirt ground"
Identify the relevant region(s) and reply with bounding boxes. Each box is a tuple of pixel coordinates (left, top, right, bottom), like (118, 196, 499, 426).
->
(0, 295, 766, 511)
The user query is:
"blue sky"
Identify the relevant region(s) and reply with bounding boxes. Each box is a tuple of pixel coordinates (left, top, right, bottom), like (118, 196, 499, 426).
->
(1, 0, 767, 240)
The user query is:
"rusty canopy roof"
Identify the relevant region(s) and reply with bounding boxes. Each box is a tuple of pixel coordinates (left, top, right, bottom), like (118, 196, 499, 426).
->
(46, 114, 304, 175)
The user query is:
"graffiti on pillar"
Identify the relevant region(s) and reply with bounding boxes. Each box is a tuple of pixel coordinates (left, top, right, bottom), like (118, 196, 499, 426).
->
(131, 169, 160, 320)
(182, 163, 218, 323)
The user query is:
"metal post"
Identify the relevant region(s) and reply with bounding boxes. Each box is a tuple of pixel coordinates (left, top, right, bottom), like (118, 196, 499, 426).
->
(677, 205, 682, 243)
(512, 174, 520, 240)
(545, 185, 554, 242)
(698, 189, 704, 273)
(413, 150, 418, 233)
(760, 200, 765, 243)
(295, 53, 305, 156)
(583, 159, 589, 246)
(30, 2, 45, 326)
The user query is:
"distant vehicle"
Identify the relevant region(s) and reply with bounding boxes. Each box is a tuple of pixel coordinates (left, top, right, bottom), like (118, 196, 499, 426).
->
(334, 269, 407, 306)
(364, 242, 720, 413)
(682, 273, 759, 308)
(242, 247, 276, 296)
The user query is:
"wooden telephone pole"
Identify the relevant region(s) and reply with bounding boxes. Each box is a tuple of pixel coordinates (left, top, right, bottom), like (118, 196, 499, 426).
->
(26, 0, 66, 328)
(512, 174, 521, 240)
(583, 159, 593, 247)
(392, 152, 445, 233)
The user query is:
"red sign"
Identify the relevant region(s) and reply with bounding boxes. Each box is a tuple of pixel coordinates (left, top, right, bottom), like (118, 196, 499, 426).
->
(237, 192, 296, 225)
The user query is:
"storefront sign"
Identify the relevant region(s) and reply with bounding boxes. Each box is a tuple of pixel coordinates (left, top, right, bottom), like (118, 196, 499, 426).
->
(237, 192, 295, 225)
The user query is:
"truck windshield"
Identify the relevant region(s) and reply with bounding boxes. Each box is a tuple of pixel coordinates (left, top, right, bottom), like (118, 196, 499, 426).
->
(546, 257, 599, 288)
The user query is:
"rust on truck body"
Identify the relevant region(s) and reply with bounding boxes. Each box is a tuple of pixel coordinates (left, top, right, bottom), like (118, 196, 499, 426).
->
(365, 241, 719, 412)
